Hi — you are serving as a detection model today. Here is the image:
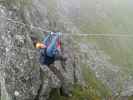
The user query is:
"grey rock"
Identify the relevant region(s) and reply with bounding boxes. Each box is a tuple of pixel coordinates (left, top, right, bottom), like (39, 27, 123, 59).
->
(0, 0, 84, 100)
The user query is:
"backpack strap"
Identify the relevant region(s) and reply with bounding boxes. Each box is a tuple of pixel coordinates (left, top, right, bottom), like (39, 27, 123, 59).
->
(43, 32, 52, 47)
(56, 36, 61, 49)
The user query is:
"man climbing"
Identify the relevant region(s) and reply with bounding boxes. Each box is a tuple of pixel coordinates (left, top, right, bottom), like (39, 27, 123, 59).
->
(31, 31, 67, 81)
(31, 32, 72, 97)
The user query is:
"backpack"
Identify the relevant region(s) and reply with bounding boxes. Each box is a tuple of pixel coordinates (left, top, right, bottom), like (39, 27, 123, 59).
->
(39, 32, 62, 65)
(43, 32, 61, 57)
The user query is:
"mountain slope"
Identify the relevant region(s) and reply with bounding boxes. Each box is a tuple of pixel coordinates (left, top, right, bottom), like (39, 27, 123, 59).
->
(0, 0, 133, 100)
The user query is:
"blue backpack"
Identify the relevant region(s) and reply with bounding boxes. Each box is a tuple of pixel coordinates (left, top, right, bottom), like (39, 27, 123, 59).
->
(39, 32, 61, 65)
(43, 32, 61, 57)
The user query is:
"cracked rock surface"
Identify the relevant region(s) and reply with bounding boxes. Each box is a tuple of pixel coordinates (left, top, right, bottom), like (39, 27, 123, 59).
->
(0, 0, 84, 99)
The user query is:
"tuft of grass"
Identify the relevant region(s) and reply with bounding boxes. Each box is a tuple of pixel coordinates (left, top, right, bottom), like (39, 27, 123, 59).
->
(81, 64, 112, 99)
(48, 63, 112, 100)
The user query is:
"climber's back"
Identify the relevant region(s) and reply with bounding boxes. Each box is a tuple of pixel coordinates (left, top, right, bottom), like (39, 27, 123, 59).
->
(43, 32, 61, 58)
(32, 32, 62, 65)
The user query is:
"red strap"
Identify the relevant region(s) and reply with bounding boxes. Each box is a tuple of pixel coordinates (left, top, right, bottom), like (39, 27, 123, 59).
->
(57, 39, 61, 49)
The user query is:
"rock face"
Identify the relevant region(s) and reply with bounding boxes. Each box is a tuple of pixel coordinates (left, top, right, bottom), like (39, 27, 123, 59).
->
(1, 0, 133, 99)
(0, 0, 84, 100)
(0, 5, 41, 100)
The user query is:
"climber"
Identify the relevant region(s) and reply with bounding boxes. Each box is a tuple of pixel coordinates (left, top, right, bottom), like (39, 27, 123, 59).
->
(41, 32, 65, 65)
(31, 32, 72, 97)
(31, 31, 67, 72)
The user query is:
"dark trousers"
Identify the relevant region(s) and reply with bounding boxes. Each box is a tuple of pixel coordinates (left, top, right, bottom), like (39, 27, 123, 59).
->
(48, 54, 66, 81)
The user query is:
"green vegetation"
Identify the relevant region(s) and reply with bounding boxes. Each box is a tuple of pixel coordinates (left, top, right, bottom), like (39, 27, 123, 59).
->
(49, 63, 112, 100)
(68, 1, 133, 99)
